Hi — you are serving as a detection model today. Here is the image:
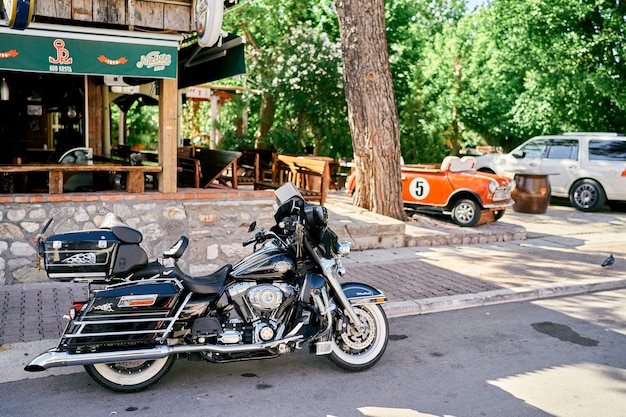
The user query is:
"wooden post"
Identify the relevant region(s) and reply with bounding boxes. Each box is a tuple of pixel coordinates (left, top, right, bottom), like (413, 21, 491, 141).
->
(87, 76, 104, 155)
(159, 78, 178, 193)
(48, 170, 63, 194)
(126, 171, 145, 193)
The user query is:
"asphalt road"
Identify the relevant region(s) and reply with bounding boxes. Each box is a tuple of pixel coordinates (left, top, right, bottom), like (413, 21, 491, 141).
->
(2, 288, 625, 417)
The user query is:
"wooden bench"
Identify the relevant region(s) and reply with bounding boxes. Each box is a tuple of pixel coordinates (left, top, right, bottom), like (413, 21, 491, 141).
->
(236, 150, 258, 185)
(0, 164, 162, 193)
(240, 148, 276, 185)
(255, 154, 331, 204)
(177, 157, 202, 188)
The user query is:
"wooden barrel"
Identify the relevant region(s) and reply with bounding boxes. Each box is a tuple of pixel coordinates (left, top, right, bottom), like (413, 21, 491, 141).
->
(512, 173, 551, 214)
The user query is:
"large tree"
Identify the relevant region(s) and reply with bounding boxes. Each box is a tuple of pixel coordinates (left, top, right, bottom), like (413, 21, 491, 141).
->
(334, 0, 406, 220)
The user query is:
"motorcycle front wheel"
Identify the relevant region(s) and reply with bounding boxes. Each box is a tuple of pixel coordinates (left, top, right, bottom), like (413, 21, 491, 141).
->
(84, 355, 176, 392)
(327, 304, 388, 371)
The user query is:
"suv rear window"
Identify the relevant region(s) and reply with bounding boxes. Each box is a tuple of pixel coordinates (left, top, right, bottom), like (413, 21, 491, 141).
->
(588, 140, 626, 161)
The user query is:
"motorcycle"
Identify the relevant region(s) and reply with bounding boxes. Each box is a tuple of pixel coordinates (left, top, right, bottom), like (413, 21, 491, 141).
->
(25, 183, 389, 392)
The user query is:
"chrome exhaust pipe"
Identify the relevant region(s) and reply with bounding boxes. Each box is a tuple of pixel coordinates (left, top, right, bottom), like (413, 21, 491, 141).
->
(25, 335, 304, 372)
(25, 346, 173, 371)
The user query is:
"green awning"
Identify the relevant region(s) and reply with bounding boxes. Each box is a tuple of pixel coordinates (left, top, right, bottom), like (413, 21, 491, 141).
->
(0, 23, 180, 79)
(178, 34, 246, 88)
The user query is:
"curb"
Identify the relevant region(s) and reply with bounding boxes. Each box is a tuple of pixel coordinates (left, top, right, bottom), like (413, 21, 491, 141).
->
(383, 277, 626, 318)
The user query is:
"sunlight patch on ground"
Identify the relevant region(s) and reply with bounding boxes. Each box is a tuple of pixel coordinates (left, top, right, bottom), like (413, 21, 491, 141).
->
(355, 407, 454, 417)
(488, 363, 626, 417)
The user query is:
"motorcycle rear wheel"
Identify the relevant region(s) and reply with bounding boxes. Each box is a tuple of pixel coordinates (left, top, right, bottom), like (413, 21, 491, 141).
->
(327, 304, 388, 371)
(84, 355, 176, 392)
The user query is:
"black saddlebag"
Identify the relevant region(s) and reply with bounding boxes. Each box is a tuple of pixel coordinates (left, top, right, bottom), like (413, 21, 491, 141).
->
(42, 226, 148, 282)
(64, 281, 182, 348)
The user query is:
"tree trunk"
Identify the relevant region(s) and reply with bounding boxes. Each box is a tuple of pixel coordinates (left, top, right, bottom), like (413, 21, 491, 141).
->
(254, 91, 276, 148)
(334, 0, 407, 221)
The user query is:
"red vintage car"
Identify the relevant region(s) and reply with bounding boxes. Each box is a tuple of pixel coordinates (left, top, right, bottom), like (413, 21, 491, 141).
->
(348, 156, 515, 227)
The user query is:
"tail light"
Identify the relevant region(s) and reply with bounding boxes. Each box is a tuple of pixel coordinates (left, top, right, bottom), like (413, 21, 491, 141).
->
(67, 301, 86, 320)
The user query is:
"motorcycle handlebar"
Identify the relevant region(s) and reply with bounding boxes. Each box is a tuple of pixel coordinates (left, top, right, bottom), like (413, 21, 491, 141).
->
(242, 229, 291, 248)
(242, 236, 257, 247)
(242, 231, 266, 247)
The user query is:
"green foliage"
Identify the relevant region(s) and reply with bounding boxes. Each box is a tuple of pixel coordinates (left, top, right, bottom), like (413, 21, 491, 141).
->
(183, 0, 626, 163)
(128, 104, 159, 150)
(459, 0, 626, 150)
(257, 22, 350, 157)
(110, 101, 159, 150)
(393, 0, 626, 156)
(213, 0, 351, 158)
(387, 0, 467, 163)
(216, 93, 260, 150)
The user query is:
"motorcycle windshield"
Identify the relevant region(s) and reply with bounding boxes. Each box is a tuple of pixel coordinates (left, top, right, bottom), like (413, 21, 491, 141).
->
(274, 182, 304, 208)
(273, 182, 307, 223)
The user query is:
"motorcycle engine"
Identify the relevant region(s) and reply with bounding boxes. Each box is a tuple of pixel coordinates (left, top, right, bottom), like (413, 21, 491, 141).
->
(225, 282, 297, 344)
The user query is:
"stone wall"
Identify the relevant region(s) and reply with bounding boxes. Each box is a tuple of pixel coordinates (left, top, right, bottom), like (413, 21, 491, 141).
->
(0, 195, 277, 285)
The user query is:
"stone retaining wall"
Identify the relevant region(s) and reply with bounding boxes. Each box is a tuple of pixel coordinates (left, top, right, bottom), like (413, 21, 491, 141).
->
(0, 192, 277, 285)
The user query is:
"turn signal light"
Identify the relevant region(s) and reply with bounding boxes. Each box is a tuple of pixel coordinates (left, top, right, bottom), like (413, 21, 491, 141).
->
(68, 302, 86, 320)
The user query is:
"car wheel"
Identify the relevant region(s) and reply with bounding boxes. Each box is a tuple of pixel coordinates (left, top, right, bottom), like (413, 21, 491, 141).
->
(452, 198, 480, 227)
(569, 179, 606, 212)
(493, 209, 505, 221)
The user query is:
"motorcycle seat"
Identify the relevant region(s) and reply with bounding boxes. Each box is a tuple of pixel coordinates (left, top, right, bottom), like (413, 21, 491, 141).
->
(181, 264, 232, 295)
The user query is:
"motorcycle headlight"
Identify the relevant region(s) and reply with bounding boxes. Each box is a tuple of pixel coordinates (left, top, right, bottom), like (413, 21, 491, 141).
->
(336, 241, 351, 256)
(304, 205, 328, 229)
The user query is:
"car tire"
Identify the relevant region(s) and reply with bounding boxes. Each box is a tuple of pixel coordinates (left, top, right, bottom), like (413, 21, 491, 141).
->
(451, 198, 480, 227)
(569, 179, 606, 212)
(493, 209, 505, 221)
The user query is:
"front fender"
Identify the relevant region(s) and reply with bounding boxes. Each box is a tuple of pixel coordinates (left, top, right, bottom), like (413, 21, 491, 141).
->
(341, 282, 387, 305)
(445, 189, 483, 210)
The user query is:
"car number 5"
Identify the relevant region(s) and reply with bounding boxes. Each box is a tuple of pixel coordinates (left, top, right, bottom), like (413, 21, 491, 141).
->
(409, 177, 430, 201)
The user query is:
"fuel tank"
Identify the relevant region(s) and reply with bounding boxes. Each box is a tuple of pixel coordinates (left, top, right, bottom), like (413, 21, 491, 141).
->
(231, 243, 295, 280)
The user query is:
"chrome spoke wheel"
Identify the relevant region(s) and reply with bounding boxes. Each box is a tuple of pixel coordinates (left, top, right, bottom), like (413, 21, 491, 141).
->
(327, 304, 388, 371)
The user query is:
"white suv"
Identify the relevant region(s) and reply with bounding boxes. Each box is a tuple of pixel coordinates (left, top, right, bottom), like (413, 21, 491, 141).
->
(475, 133, 626, 212)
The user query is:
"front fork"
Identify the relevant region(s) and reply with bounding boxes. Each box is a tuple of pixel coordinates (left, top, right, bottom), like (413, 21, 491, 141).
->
(305, 240, 365, 330)
(321, 257, 366, 330)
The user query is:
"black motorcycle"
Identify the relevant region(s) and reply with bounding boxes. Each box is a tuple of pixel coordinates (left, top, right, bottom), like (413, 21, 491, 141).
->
(25, 183, 389, 392)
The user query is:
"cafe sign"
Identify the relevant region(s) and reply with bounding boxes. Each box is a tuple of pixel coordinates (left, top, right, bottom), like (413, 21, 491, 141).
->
(0, 23, 179, 79)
